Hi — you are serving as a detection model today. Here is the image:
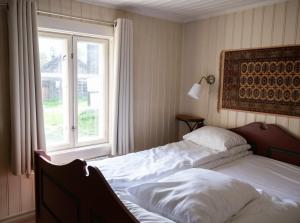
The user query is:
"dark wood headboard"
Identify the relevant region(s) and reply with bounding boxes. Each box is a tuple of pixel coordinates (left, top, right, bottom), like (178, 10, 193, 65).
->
(231, 122, 300, 166)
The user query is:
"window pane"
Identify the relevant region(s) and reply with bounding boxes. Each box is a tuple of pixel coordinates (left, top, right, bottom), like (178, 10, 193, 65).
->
(77, 40, 106, 143)
(39, 35, 70, 148)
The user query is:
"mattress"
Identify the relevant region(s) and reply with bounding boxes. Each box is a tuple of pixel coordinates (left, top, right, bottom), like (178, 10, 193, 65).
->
(215, 154, 300, 203)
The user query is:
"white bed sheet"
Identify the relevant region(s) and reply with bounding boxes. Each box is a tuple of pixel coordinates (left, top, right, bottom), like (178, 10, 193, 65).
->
(215, 154, 300, 203)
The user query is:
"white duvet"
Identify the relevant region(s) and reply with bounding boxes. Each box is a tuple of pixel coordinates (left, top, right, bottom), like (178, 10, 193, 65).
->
(119, 169, 300, 223)
(120, 190, 300, 223)
(127, 168, 260, 223)
(88, 141, 250, 189)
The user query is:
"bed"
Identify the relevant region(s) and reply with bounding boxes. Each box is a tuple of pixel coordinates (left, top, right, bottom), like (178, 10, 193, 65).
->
(34, 122, 300, 223)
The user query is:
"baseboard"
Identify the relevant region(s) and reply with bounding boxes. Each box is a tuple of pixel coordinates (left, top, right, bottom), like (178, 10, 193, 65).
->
(0, 210, 35, 223)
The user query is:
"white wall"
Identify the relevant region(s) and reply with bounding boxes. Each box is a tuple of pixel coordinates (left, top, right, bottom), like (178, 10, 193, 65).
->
(179, 0, 300, 137)
(131, 13, 182, 150)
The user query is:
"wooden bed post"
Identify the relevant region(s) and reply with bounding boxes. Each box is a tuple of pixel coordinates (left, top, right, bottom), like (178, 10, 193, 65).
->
(34, 151, 138, 223)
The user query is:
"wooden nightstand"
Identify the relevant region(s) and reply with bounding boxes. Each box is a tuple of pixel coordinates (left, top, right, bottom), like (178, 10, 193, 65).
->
(176, 114, 205, 132)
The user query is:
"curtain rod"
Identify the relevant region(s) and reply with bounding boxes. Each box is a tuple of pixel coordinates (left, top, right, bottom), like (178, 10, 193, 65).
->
(0, 2, 115, 27)
(37, 10, 115, 27)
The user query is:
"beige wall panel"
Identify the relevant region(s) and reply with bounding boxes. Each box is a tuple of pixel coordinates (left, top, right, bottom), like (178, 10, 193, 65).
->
(285, 0, 299, 43)
(251, 7, 263, 47)
(206, 17, 218, 126)
(0, 170, 8, 218)
(272, 3, 286, 44)
(71, 1, 82, 17)
(179, 21, 209, 136)
(61, 0, 72, 15)
(81, 3, 92, 19)
(297, 3, 300, 42)
(21, 175, 35, 213)
(209, 16, 226, 127)
(49, 0, 61, 13)
(7, 174, 21, 215)
(37, 0, 49, 11)
(262, 5, 274, 46)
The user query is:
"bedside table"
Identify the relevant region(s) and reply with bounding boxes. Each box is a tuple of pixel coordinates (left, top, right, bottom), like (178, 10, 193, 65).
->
(176, 114, 205, 132)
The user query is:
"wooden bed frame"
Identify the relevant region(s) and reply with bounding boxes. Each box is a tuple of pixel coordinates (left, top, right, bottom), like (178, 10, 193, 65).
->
(35, 122, 300, 223)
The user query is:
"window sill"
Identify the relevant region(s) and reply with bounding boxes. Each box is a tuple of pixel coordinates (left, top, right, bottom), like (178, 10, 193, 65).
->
(47, 144, 111, 164)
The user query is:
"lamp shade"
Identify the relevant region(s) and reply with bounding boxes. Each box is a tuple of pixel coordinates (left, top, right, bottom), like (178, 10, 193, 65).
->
(188, 83, 202, 99)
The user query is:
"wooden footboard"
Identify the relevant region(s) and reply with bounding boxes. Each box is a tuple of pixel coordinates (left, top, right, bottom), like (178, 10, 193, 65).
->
(34, 151, 138, 223)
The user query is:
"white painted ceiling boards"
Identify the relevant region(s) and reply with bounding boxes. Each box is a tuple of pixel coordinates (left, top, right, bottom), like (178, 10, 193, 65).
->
(80, 0, 286, 22)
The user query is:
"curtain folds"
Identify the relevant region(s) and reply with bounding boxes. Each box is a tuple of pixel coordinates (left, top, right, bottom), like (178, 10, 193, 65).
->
(112, 18, 134, 155)
(8, 0, 45, 175)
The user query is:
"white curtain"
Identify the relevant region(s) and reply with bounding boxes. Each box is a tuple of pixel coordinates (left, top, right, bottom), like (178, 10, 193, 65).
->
(8, 0, 45, 175)
(112, 18, 134, 155)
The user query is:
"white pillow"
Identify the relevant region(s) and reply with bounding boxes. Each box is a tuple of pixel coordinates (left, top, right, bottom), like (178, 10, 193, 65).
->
(128, 168, 259, 223)
(183, 126, 247, 151)
(228, 144, 251, 155)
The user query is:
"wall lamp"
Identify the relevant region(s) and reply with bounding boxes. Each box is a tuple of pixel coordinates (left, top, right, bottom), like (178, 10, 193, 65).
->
(188, 74, 215, 99)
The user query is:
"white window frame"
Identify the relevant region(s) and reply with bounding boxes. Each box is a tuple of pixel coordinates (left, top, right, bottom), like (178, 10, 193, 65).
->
(39, 31, 73, 151)
(38, 23, 113, 157)
(73, 35, 109, 148)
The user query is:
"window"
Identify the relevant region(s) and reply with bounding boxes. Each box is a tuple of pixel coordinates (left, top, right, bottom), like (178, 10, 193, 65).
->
(39, 32, 109, 151)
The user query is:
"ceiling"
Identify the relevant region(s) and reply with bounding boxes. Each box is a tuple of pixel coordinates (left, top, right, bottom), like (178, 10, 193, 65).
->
(80, 0, 286, 22)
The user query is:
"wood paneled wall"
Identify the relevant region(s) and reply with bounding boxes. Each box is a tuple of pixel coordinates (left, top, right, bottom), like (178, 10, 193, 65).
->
(179, 0, 300, 138)
(131, 13, 182, 150)
(0, 0, 182, 220)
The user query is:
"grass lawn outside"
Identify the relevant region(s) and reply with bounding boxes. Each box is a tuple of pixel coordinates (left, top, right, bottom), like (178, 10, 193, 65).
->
(43, 97, 99, 146)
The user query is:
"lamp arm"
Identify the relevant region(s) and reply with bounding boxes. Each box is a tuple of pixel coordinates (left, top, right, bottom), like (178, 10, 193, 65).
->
(197, 76, 206, 84)
(197, 75, 215, 85)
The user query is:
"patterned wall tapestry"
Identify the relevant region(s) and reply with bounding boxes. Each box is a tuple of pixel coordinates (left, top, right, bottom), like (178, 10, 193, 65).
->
(219, 46, 300, 117)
